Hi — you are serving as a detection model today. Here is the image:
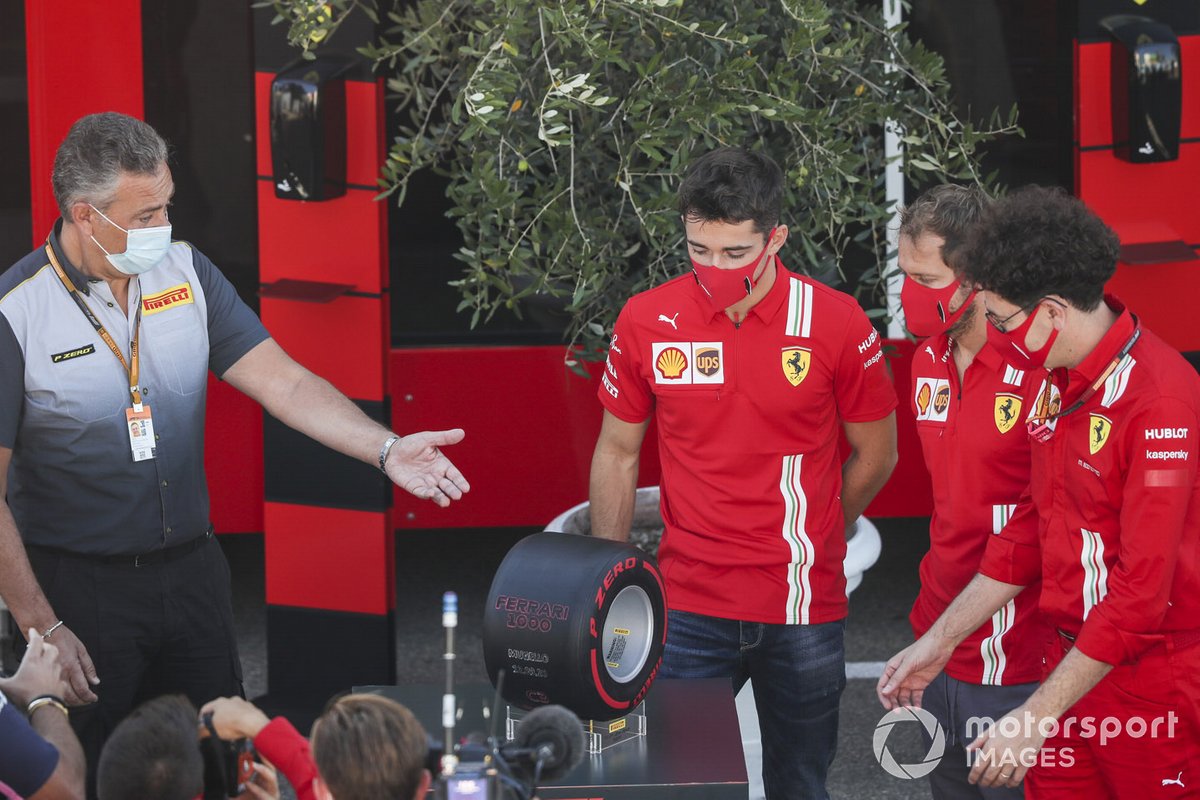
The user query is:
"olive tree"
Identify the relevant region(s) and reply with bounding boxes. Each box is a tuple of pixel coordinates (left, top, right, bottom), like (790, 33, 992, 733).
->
(268, 0, 1017, 366)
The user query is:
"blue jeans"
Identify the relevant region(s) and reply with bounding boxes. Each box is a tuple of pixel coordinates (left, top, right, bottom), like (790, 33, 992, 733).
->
(660, 609, 846, 800)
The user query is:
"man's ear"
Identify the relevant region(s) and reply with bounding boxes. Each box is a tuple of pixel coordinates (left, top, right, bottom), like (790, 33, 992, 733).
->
(768, 224, 789, 255)
(69, 201, 98, 235)
(413, 769, 433, 800)
(1044, 296, 1070, 329)
(312, 776, 334, 800)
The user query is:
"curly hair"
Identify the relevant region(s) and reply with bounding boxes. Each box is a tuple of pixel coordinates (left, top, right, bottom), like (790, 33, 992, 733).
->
(898, 184, 992, 273)
(960, 186, 1118, 311)
(678, 146, 783, 237)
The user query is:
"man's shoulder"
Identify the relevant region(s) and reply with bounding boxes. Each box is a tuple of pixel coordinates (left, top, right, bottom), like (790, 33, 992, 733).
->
(780, 268, 866, 318)
(0, 248, 54, 307)
(622, 273, 703, 321)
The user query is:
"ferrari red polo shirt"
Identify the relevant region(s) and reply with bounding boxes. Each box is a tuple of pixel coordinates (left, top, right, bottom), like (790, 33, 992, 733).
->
(909, 333, 1049, 685)
(599, 258, 897, 624)
(980, 299, 1200, 666)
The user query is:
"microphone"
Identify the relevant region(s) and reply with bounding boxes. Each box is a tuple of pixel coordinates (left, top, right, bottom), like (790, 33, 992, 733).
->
(500, 704, 585, 782)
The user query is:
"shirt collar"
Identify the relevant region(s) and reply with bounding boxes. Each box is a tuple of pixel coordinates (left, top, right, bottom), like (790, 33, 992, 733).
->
(46, 218, 95, 295)
(696, 255, 791, 325)
(1066, 295, 1135, 388)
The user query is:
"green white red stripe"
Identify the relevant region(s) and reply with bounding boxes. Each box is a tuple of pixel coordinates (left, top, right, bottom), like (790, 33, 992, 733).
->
(1079, 528, 1109, 620)
(980, 599, 1015, 684)
(779, 454, 813, 624)
(785, 278, 813, 338)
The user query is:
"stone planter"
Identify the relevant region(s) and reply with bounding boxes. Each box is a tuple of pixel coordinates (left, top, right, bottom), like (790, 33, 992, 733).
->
(546, 486, 882, 596)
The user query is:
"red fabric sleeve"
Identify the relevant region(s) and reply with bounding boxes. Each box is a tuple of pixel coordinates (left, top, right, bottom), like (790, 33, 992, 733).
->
(596, 302, 653, 423)
(253, 717, 320, 800)
(1075, 398, 1200, 666)
(978, 489, 1042, 587)
(834, 308, 897, 423)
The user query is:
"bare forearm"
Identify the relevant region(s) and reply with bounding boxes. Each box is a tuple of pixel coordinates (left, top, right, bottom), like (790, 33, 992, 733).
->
(0, 502, 56, 633)
(1024, 648, 1112, 723)
(840, 450, 894, 526)
(927, 573, 1024, 651)
(588, 449, 638, 542)
(264, 370, 391, 466)
(29, 709, 86, 800)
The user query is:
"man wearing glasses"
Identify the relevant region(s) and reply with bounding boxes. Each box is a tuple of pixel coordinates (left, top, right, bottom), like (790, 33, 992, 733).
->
(878, 186, 1200, 796)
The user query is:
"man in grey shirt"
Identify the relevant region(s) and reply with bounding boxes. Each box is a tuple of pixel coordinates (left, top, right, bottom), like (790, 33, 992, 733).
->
(0, 112, 470, 788)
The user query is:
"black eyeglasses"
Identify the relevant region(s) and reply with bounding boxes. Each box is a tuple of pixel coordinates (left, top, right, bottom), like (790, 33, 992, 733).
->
(984, 298, 1045, 333)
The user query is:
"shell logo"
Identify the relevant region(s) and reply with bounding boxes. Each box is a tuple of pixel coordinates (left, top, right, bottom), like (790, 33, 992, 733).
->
(916, 382, 932, 415)
(655, 347, 688, 380)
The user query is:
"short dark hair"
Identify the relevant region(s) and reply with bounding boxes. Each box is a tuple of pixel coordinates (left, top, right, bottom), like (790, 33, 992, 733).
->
(311, 694, 428, 800)
(678, 147, 783, 237)
(52, 112, 168, 218)
(960, 185, 1118, 312)
(898, 184, 991, 273)
(97, 695, 204, 800)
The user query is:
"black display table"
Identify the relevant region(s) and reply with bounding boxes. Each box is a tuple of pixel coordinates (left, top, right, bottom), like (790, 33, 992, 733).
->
(357, 678, 750, 799)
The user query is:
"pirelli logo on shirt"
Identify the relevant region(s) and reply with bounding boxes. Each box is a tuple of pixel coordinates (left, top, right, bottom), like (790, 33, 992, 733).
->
(914, 377, 951, 422)
(652, 341, 724, 384)
(142, 282, 194, 316)
(51, 343, 96, 363)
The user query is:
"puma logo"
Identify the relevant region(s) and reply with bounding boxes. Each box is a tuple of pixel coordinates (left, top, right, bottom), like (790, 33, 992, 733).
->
(657, 312, 680, 330)
(1163, 772, 1185, 788)
(924, 345, 936, 361)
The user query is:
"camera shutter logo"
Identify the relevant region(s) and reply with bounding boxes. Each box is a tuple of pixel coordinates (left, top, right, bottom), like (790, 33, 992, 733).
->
(872, 706, 946, 779)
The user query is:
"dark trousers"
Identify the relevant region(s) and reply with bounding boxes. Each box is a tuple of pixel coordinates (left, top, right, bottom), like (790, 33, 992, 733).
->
(26, 533, 243, 799)
(659, 609, 846, 800)
(921, 671, 1038, 800)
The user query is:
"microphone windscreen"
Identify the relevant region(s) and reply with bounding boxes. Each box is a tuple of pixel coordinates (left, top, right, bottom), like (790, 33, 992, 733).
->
(514, 705, 584, 780)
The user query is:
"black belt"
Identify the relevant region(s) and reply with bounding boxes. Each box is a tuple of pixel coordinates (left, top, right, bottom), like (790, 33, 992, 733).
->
(28, 529, 212, 568)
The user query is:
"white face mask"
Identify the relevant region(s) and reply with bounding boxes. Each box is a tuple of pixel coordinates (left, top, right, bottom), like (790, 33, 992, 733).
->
(89, 204, 172, 275)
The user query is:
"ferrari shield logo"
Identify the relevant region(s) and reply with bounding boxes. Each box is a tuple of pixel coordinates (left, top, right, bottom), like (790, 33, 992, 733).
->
(994, 394, 1022, 434)
(1089, 414, 1112, 455)
(782, 347, 811, 386)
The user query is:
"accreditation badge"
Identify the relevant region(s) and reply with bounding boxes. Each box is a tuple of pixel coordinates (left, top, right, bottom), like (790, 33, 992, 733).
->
(126, 405, 157, 462)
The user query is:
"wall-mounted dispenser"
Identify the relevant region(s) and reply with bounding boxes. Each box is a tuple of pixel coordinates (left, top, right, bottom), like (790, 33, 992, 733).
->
(1101, 15, 1182, 163)
(269, 56, 354, 200)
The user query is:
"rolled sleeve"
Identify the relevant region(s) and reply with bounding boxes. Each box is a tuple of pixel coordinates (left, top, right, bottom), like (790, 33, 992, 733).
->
(978, 494, 1041, 587)
(1075, 399, 1199, 666)
(253, 717, 319, 800)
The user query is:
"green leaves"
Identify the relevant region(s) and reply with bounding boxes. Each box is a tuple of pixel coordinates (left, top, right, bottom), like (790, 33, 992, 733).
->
(274, 0, 1016, 364)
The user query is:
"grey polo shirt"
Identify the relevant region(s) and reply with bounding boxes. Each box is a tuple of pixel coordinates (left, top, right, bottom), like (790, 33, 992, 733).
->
(0, 221, 268, 555)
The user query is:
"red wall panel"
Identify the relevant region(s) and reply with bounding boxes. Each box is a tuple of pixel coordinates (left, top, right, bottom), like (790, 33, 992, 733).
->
(264, 503, 394, 614)
(205, 375, 264, 533)
(25, 0, 145, 243)
(260, 294, 388, 401)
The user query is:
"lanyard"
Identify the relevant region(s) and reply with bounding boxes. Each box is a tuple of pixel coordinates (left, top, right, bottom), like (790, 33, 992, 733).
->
(44, 244, 144, 408)
(1027, 316, 1141, 432)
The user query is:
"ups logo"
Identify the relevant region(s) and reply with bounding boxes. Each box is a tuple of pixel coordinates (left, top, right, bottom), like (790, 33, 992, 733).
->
(695, 347, 720, 377)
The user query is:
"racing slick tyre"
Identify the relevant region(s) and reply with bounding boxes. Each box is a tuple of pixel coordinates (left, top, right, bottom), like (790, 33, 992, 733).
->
(483, 532, 666, 721)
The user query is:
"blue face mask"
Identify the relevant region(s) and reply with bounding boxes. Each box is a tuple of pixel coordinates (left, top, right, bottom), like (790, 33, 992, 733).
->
(89, 204, 172, 275)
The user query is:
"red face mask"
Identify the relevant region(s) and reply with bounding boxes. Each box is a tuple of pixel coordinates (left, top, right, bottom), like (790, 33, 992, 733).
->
(900, 277, 975, 338)
(691, 228, 775, 311)
(986, 302, 1059, 370)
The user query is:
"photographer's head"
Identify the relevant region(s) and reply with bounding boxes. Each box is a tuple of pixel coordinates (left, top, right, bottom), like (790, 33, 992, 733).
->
(310, 694, 431, 800)
(97, 695, 204, 800)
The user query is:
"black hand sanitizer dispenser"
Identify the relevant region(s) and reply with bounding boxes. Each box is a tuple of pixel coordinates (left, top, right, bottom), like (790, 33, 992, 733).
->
(1101, 15, 1183, 164)
(269, 56, 354, 200)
